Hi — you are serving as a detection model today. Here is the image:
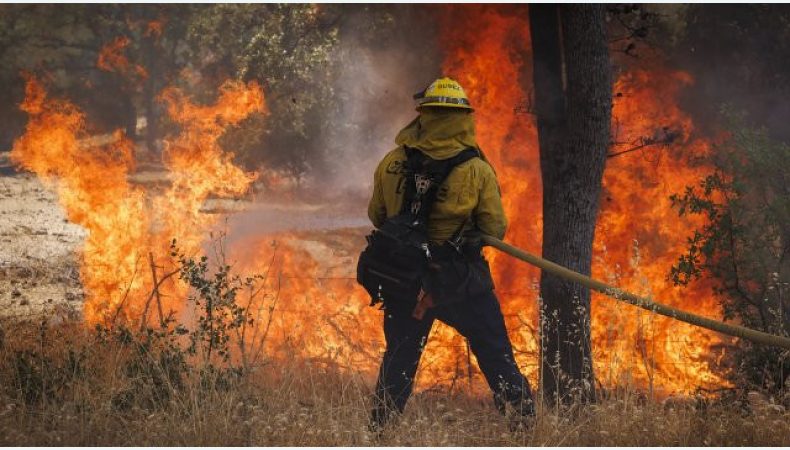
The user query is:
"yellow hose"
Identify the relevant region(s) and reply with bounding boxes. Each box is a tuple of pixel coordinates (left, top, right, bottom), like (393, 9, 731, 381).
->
(482, 235, 790, 350)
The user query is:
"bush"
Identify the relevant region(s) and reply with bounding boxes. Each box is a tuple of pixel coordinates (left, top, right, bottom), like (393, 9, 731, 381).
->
(1, 239, 268, 415)
(670, 111, 790, 397)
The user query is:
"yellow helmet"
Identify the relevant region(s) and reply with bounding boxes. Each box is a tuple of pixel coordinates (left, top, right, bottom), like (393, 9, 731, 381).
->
(413, 77, 473, 110)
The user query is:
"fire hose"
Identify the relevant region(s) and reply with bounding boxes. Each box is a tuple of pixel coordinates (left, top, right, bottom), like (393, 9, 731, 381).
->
(481, 235, 790, 350)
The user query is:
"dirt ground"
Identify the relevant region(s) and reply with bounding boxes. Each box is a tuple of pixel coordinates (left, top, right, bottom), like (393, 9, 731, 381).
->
(0, 154, 86, 320)
(0, 150, 370, 321)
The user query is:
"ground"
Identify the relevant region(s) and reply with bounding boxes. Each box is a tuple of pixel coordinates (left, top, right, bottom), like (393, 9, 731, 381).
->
(0, 322, 788, 446)
(0, 154, 85, 321)
(1, 151, 789, 446)
(0, 151, 367, 321)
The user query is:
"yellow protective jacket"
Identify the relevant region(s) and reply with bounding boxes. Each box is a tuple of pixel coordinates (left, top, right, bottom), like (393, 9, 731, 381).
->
(367, 109, 507, 243)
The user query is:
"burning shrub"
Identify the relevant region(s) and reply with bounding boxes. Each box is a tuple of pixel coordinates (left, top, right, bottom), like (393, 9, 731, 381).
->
(0, 240, 269, 414)
(171, 239, 263, 375)
(108, 239, 270, 408)
(10, 75, 264, 325)
(670, 112, 790, 398)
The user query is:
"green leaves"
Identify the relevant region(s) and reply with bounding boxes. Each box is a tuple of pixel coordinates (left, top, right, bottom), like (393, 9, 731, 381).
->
(170, 240, 258, 370)
(187, 4, 339, 175)
(669, 112, 790, 392)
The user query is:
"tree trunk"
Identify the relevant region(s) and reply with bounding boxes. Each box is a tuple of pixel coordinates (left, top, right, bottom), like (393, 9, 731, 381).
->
(140, 22, 163, 154)
(529, 4, 612, 405)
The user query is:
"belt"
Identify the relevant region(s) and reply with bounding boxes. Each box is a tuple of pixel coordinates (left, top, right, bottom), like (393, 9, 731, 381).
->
(428, 241, 483, 260)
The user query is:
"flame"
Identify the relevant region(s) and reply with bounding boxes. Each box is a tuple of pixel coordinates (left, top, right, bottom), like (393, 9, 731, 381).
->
(10, 75, 149, 321)
(11, 75, 265, 324)
(155, 82, 264, 251)
(229, 230, 377, 369)
(145, 19, 165, 39)
(97, 36, 148, 81)
(97, 36, 132, 73)
(229, 6, 729, 394)
(436, 5, 728, 392)
(12, 6, 732, 395)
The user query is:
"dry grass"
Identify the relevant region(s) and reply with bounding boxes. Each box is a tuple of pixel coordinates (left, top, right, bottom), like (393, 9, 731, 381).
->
(0, 317, 788, 447)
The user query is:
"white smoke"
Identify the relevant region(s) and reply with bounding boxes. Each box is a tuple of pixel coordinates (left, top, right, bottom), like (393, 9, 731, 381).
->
(225, 6, 442, 239)
(316, 6, 442, 197)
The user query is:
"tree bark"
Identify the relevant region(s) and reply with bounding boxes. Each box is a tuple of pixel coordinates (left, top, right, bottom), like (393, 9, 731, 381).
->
(141, 35, 161, 154)
(529, 4, 612, 404)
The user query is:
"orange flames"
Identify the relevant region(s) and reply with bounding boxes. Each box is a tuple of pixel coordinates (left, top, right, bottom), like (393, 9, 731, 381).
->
(11, 5, 731, 396)
(11, 75, 149, 322)
(11, 75, 265, 324)
(227, 6, 730, 394)
(97, 36, 148, 81)
(145, 19, 165, 39)
(155, 83, 264, 251)
(436, 5, 729, 392)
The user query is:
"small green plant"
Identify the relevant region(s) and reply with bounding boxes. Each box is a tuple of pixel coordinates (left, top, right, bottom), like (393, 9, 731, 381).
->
(170, 239, 263, 370)
(10, 235, 275, 415)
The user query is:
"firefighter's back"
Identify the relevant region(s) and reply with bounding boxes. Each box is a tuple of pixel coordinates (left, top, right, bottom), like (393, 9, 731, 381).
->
(368, 146, 506, 243)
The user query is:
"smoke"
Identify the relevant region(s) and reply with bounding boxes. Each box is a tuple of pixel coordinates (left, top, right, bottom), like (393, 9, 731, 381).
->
(665, 4, 790, 143)
(315, 5, 443, 197)
(227, 6, 443, 239)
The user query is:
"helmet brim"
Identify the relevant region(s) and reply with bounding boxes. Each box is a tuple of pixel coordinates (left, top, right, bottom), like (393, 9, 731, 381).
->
(418, 101, 472, 109)
(417, 102, 474, 112)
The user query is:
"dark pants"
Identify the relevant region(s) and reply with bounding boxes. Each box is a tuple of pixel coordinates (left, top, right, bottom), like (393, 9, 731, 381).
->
(371, 288, 535, 426)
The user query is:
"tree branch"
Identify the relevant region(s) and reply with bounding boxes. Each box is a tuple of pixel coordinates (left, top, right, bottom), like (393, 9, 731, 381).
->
(608, 127, 681, 158)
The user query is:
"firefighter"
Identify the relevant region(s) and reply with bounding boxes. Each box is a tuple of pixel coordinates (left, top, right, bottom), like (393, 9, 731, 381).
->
(365, 77, 536, 431)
